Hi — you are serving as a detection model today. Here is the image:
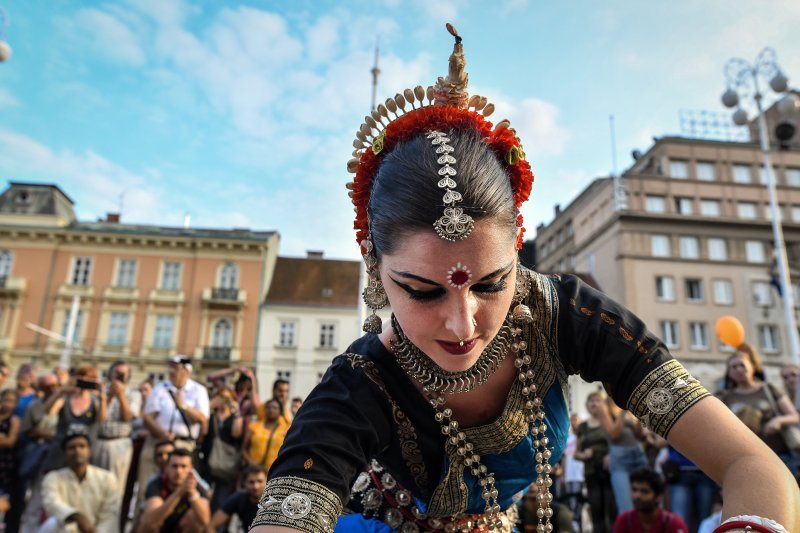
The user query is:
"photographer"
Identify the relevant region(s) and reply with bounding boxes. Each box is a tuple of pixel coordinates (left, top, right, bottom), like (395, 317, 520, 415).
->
(41, 365, 107, 474)
(92, 361, 141, 501)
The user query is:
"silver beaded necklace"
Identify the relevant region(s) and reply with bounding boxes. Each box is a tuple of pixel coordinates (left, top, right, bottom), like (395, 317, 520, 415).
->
(389, 269, 554, 532)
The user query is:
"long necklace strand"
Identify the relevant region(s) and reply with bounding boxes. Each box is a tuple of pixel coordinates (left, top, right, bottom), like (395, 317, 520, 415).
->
(389, 287, 553, 532)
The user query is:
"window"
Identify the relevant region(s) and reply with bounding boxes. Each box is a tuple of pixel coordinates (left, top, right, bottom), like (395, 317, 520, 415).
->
(660, 320, 680, 348)
(71, 257, 92, 286)
(276, 370, 292, 381)
(713, 279, 734, 305)
(733, 164, 752, 183)
(279, 322, 296, 347)
(116, 259, 137, 288)
(689, 322, 709, 349)
(700, 199, 721, 217)
(675, 197, 693, 215)
(696, 161, 716, 181)
(758, 325, 780, 353)
(745, 240, 765, 263)
(212, 319, 232, 347)
(219, 262, 238, 289)
(0, 250, 12, 279)
(759, 165, 776, 185)
(161, 262, 181, 290)
(685, 278, 704, 302)
(645, 196, 666, 213)
(670, 160, 689, 179)
(792, 206, 800, 222)
(319, 323, 336, 348)
(61, 310, 84, 343)
(707, 238, 727, 261)
(651, 235, 671, 257)
(787, 168, 800, 187)
(107, 312, 129, 346)
(752, 281, 773, 307)
(737, 202, 758, 219)
(655, 276, 676, 301)
(153, 315, 175, 348)
(679, 236, 699, 259)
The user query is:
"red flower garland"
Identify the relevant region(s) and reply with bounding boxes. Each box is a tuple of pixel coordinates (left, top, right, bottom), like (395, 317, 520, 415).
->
(352, 106, 534, 252)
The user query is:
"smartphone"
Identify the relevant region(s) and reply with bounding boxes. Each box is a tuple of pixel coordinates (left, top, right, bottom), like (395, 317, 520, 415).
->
(76, 379, 99, 390)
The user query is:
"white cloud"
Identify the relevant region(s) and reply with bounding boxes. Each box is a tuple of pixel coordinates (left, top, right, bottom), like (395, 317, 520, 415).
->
(68, 8, 147, 66)
(0, 89, 19, 109)
(489, 94, 571, 157)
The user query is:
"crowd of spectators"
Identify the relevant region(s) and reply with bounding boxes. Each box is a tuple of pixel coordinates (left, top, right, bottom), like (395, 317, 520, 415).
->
(0, 356, 294, 533)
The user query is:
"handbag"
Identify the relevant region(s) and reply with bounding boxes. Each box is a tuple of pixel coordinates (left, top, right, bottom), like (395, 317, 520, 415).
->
(762, 382, 800, 450)
(208, 416, 241, 482)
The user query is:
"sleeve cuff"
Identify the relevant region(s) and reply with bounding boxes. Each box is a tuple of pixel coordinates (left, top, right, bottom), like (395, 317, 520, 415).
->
(626, 359, 710, 437)
(250, 476, 342, 533)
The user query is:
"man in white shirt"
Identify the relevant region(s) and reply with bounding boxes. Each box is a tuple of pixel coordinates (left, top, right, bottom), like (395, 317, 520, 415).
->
(136, 356, 209, 514)
(40, 426, 120, 533)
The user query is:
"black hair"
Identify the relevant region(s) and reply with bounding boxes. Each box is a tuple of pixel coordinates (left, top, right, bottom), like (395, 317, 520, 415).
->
(369, 128, 516, 259)
(168, 448, 194, 463)
(242, 464, 267, 478)
(62, 430, 91, 450)
(154, 440, 175, 451)
(272, 379, 289, 390)
(629, 468, 665, 496)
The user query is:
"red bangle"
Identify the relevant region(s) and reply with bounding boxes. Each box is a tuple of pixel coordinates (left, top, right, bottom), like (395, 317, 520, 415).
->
(714, 521, 775, 533)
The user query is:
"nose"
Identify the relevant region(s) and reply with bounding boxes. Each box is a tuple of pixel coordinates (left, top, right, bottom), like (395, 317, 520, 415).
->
(444, 291, 478, 341)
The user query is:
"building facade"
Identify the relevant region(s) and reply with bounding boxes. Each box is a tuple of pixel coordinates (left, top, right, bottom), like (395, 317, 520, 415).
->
(257, 253, 391, 399)
(533, 116, 800, 388)
(0, 182, 279, 382)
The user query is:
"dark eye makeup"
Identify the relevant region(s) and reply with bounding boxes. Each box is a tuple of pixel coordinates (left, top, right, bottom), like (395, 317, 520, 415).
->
(390, 267, 512, 302)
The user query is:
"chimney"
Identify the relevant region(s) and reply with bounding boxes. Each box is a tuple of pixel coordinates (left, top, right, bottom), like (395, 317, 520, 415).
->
(554, 204, 561, 217)
(306, 250, 324, 259)
(183, 213, 191, 229)
(105, 213, 120, 223)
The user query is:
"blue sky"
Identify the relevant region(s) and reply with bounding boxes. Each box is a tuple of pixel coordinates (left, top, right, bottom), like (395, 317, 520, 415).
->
(1, 1, 799, 259)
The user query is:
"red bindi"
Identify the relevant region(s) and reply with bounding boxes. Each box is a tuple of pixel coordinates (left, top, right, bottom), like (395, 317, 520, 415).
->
(447, 262, 472, 289)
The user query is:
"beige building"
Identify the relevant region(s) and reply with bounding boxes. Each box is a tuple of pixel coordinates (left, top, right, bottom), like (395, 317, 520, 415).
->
(258, 253, 391, 399)
(0, 182, 278, 382)
(533, 111, 800, 388)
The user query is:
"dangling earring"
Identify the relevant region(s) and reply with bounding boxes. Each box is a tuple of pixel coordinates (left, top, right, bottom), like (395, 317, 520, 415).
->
(361, 236, 388, 333)
(362, 277, 388, 333)
(512, 266, 533, 326)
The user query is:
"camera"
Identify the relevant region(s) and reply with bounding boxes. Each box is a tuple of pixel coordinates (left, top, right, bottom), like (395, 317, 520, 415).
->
(76, 379, 99, 391)
(114, 371, 126, 382)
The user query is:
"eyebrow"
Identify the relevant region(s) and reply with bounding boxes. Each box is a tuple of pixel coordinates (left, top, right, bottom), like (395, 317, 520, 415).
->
(390, 261, 515, 287)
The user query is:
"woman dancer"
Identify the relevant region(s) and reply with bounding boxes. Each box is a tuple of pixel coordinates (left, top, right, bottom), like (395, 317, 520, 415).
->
(250, 25, 799, 533)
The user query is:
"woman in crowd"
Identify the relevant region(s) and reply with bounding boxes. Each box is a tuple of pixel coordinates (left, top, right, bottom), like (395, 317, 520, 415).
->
(0, 389, 20, 531)
(717, 343, 800, 474)
(596, 394, 648, 513)
(243, 399, 289, 475)
(204, 387, 244, 513)
(250, 25, 799, 533)
(40, 365, 107, 473)
(576, 392, 616, 532)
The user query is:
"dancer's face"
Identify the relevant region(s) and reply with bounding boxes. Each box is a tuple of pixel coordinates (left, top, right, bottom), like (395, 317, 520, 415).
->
(379, 219, 518, 373)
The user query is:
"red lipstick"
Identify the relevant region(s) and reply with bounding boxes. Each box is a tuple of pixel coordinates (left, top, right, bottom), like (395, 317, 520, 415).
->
(436, 339, 477, 355)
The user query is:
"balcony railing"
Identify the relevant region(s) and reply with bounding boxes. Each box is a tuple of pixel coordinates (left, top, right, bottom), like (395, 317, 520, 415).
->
(203, 346, 231, 361)
(211, 287, 239, 300)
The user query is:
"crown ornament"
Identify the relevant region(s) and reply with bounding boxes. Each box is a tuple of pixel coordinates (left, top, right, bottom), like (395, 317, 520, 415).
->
(346, 23, 534, 261)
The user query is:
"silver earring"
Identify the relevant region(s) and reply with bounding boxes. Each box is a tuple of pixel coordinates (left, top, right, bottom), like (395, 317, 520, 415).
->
(362, 277, 388, 333)
(471, 317, 477, 327)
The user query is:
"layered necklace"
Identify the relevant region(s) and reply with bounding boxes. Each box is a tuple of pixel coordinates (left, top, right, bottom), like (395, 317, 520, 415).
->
(389, 269, 555, 533)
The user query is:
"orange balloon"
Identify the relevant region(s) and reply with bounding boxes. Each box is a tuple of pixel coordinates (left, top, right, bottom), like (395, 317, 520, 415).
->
(715, 315, 745, 347)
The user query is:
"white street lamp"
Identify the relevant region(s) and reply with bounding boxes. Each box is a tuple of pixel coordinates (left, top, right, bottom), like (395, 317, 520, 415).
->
(722, 47, 800, 364)
(0, 8, 10, 63)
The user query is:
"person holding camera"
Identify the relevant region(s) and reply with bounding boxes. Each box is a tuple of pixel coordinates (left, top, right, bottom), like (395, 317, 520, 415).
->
(40, 365, 107, 474)
(92, 361, 141, 502)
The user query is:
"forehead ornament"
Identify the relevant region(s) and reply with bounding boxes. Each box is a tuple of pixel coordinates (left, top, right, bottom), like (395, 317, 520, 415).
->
(447, 262, 472, 289)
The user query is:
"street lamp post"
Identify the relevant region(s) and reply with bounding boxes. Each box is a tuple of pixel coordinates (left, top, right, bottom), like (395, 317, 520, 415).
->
(722, 47, 800, 365)
(0, 7, 11, 62)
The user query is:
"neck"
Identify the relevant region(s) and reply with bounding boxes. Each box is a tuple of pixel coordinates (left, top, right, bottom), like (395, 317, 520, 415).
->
(637, 507, 659, 527)
(72, 464, 89, 480)
(735, 379, 759, 390)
